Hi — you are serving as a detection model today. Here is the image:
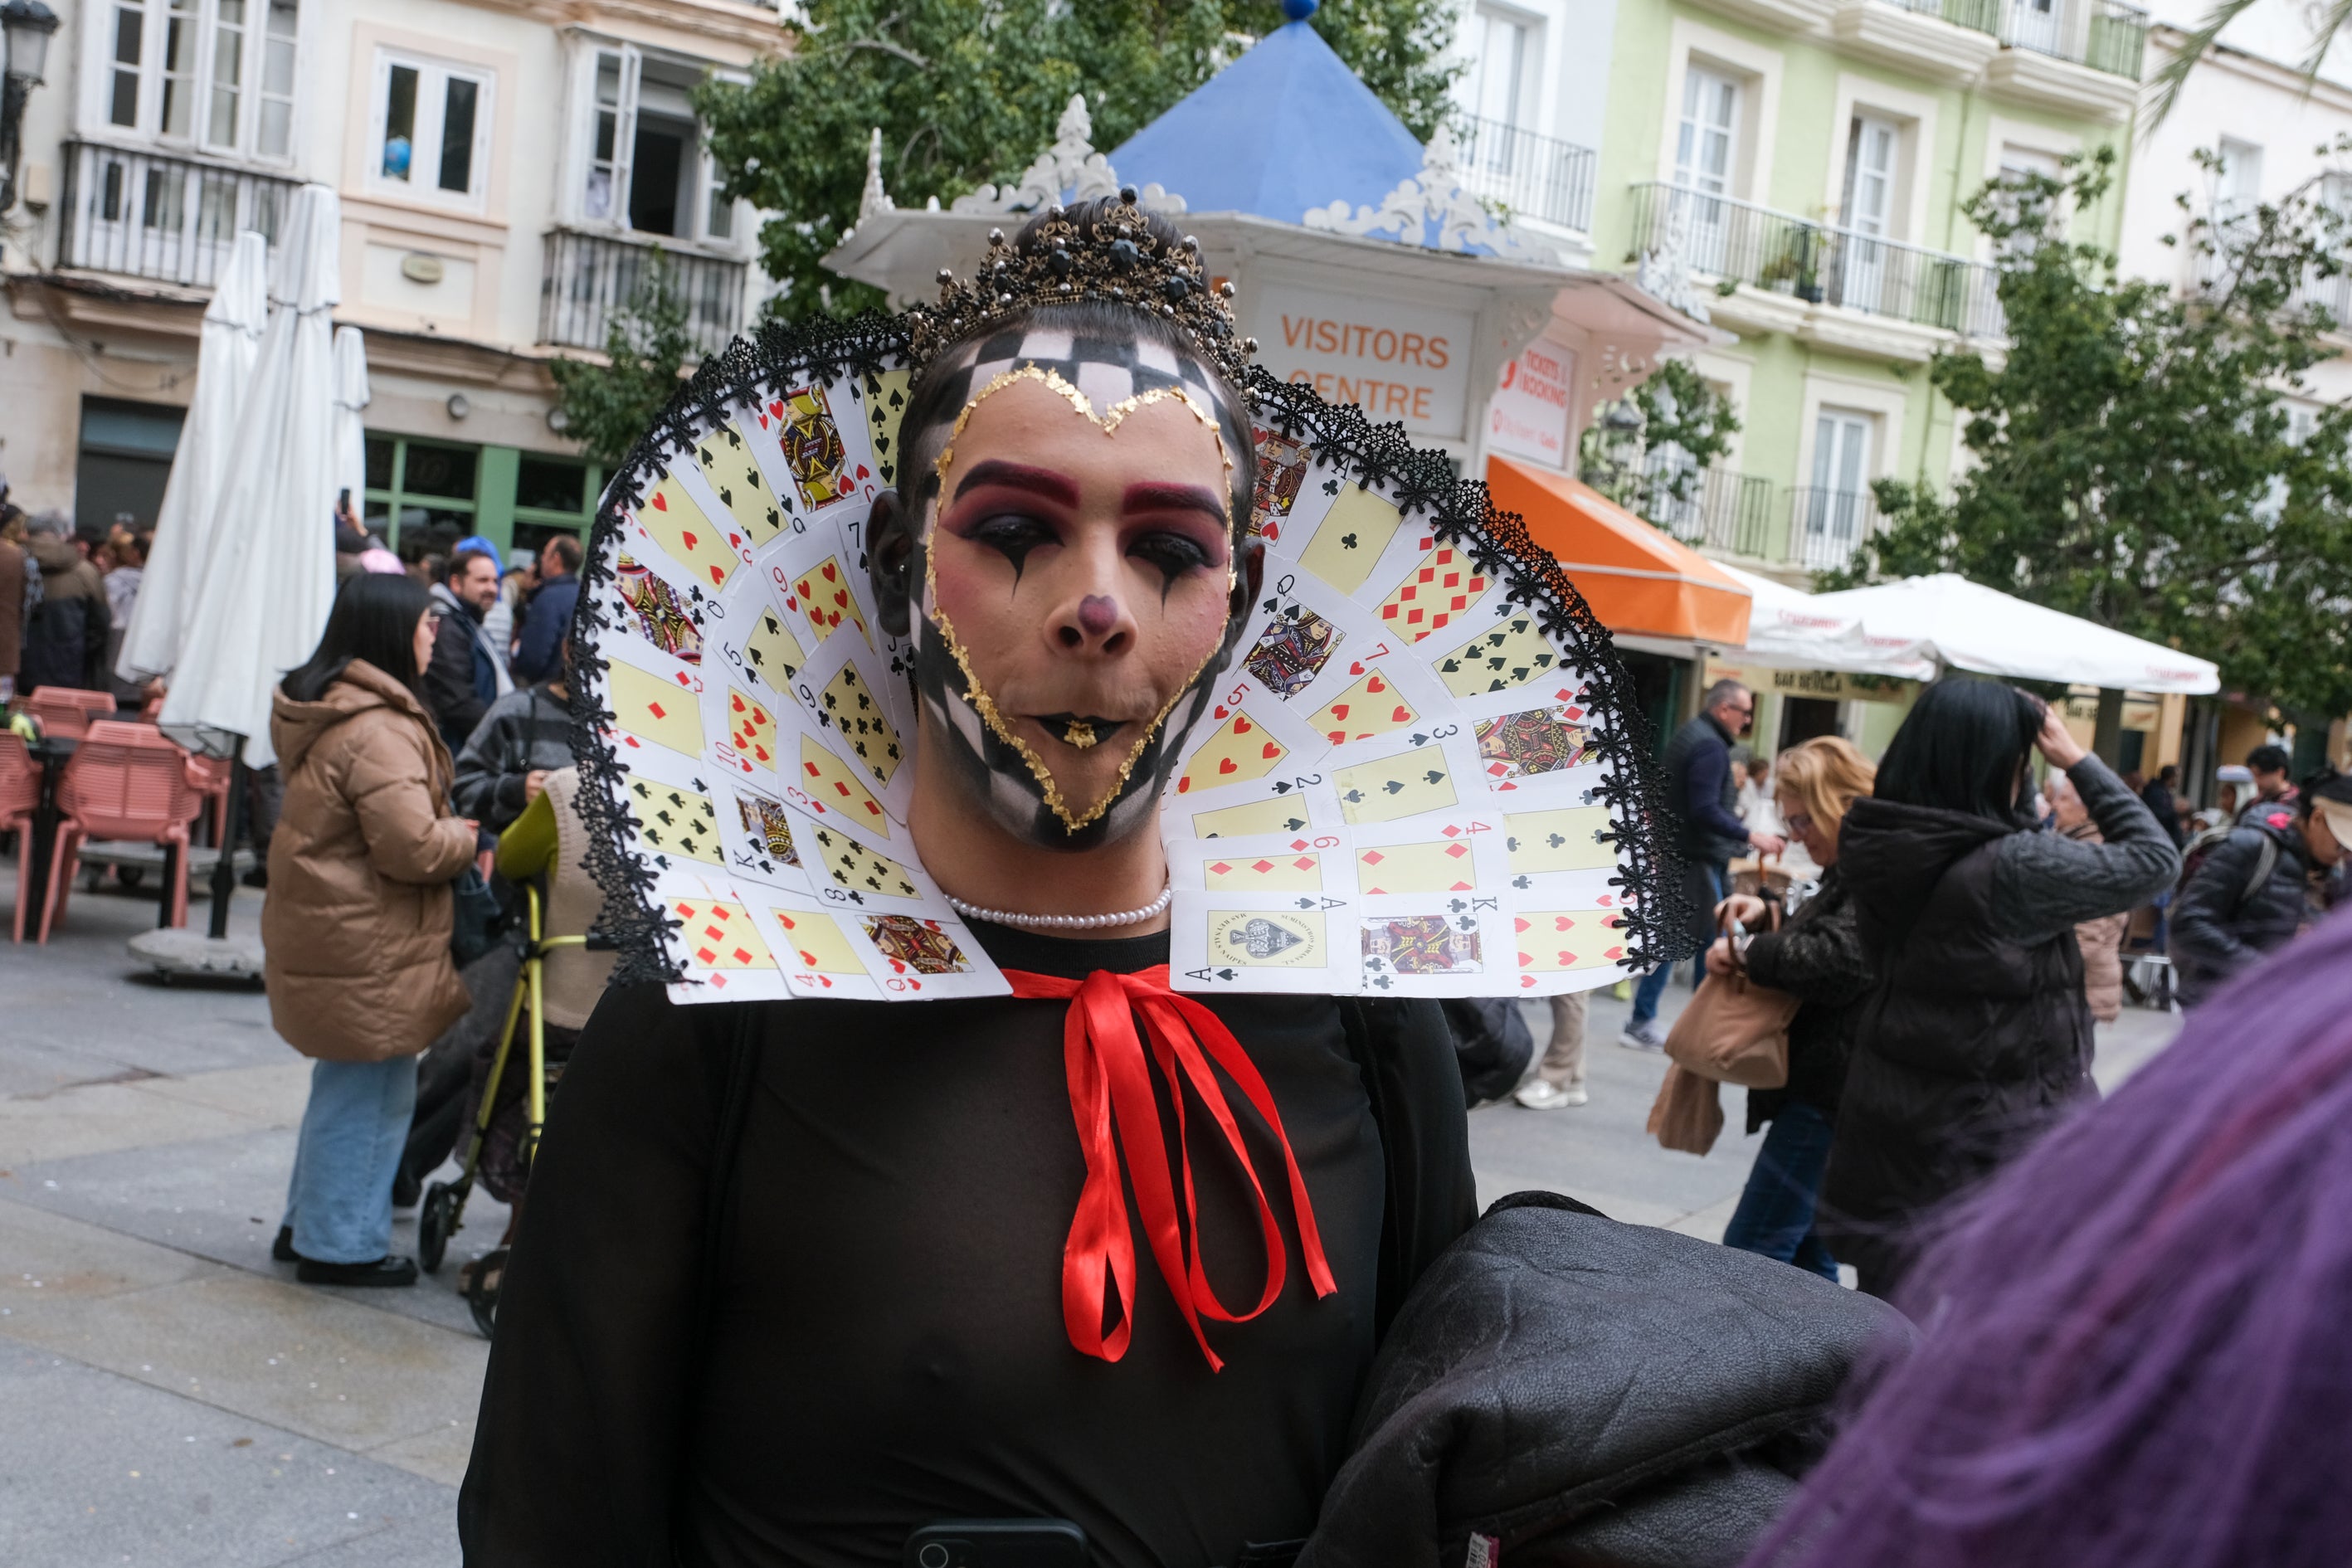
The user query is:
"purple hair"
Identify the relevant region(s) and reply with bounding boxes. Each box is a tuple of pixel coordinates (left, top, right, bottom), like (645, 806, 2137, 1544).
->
(1743, 903, 2352, 1568)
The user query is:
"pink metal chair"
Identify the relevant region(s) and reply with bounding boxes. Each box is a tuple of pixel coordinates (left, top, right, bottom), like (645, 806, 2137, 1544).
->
(41, 720, 204, 940)
(25, 688, 119, 742)
(0, 733, 41, 942)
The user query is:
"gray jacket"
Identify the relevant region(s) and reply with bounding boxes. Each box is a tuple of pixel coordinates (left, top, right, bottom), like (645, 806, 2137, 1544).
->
(450, 684, 574, 834)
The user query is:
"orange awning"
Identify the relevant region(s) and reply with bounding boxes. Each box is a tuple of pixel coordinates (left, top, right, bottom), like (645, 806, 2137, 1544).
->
(1486, 456, 1751, 647)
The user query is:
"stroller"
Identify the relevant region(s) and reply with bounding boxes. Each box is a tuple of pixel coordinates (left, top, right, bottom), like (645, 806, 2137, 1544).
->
(418, 800, 592, 1337)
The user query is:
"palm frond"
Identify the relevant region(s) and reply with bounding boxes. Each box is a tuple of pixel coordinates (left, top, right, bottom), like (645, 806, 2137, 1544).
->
(2144, 0, 2262, 131)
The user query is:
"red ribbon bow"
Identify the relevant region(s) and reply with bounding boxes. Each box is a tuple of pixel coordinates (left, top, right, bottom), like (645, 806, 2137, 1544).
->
(1002, 965, 1337, 1371)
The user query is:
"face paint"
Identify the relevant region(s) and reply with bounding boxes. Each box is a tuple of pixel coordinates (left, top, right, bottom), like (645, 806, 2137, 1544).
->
(900, 330, 1251, 850)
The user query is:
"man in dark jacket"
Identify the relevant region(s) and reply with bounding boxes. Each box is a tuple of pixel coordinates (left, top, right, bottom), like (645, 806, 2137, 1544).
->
(19, 510, 112, 693)
(2240, 744, 2296, 824)
(2170, 778, 2348, 1006)
(509, 534, 581, 686)
(424, 548, 511, 753)
(1622, 679, 1785, 1049)
(450, 669, 575, 835)
(2140, 763, 2185, 848)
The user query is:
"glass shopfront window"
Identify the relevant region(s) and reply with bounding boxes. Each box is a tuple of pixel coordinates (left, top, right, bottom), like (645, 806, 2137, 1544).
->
(363, 435, 600, 560)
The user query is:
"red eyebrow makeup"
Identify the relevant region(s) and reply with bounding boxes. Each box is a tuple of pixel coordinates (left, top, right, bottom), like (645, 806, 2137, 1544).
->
(1121, 482, 1227, 526)
(952, 460, 1080, 508)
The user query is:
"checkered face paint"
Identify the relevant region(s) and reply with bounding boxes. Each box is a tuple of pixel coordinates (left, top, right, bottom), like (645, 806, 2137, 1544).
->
(902, 324, 1255, 851)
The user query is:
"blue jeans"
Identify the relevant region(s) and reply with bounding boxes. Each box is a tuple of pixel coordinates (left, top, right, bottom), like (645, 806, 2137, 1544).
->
(283, 1057, 417, 1264)
(1629, 860, 1727, 1026)
(1722, 1098, 1838, 1280)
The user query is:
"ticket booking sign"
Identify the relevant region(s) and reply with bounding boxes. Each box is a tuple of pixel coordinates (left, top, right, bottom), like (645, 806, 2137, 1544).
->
(1488, 338, 1575, 470)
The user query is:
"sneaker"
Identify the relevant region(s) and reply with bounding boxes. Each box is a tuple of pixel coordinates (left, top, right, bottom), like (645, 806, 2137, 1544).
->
(1617, 1020, 1667, 1052)
(1514, 1079, 1588, 1110)
(295, 1255, 419, 1288)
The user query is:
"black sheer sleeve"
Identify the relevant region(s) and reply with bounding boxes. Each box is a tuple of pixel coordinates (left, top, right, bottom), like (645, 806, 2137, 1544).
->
(1342, 996, 1478, 1340)
(458, 985, 728, 1566)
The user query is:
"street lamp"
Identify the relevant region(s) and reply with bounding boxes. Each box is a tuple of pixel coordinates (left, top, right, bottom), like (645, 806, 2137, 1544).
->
(0, 0, 61, 217)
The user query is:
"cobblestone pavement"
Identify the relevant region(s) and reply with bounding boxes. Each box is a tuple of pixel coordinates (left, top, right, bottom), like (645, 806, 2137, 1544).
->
(0, 883, 2184, 1566)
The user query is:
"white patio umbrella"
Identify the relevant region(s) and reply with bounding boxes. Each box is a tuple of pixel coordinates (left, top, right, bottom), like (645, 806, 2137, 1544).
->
(117, 230, 270, 684)
(330, 324, 369, 520)
(1714, 562, 1936, 680)
(158, 183, 343, 769)
(1806, 573, 2221, 694)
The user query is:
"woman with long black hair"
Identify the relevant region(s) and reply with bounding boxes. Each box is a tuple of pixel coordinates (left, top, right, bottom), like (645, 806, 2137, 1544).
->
(1825, 679, 2177, 1296)
(265, 572, 479, 1287)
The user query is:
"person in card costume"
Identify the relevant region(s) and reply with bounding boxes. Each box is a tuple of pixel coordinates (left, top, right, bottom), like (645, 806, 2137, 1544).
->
(460, 194, 1689, 1566)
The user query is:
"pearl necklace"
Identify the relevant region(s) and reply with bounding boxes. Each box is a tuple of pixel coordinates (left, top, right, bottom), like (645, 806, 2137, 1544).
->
(945, 881, 1174, 933)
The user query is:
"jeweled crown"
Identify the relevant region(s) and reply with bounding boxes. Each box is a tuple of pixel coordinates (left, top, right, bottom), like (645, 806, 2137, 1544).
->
(906, 187, 1257, 387)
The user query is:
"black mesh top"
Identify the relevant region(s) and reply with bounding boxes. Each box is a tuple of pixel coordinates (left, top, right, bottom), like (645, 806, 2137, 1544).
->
(457, 923, 1477, 1568)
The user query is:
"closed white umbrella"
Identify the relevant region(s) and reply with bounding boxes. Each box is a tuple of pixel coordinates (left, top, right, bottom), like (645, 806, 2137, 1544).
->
(331, 324, 369, 520)
(1714, 562, 1936, 680)
(118, 230, 270, 683)
(1807, 573, 2221, 694)
(158, 183, 343, 768)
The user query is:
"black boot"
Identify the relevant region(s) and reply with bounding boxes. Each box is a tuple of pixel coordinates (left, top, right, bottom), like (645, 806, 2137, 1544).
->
(272, 1225, 298, 1263)
(296, 1255, 418, 1288)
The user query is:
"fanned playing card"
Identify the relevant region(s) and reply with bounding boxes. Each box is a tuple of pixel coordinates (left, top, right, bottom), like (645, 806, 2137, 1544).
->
(569, 320, 1686, 1003)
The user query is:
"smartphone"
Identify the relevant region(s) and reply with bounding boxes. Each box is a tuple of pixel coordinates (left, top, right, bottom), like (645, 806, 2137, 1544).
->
(903, 1520, 1088, 1568)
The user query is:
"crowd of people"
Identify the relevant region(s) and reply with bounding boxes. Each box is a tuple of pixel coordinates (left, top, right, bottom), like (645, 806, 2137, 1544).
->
(1607, 675, 2348, 1303)
(0, 479, 152, 707)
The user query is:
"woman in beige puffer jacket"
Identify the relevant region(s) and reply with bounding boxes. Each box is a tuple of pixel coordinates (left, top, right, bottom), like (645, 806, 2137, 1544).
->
(265, 573, 478, 1288)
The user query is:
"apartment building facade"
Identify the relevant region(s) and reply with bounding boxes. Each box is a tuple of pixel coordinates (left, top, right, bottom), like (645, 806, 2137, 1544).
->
(2, 0, 785, 557)
(1458, 0, 2145, 581)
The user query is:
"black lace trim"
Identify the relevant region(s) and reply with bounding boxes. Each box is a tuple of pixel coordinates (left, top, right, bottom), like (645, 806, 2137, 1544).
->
(568, 320, 1692, 986)
(1245, 371, 1694, 968)
(567, 311, 916, 987)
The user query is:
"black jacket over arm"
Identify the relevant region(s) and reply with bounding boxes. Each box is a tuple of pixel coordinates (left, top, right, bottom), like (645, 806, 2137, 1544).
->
(1740, 864, 1870, 1132)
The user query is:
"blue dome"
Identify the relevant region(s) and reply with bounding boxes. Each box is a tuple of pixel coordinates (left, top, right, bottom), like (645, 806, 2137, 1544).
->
(1105, 21, 1426, 232)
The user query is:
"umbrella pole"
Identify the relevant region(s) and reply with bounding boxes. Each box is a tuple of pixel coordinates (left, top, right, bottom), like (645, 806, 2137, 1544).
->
(208, 751, 247, 942)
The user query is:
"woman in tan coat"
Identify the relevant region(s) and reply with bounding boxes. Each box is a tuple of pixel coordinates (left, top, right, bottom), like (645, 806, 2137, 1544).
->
(265, 573, 478, 1288)
(2049, 771, 2128, 1024)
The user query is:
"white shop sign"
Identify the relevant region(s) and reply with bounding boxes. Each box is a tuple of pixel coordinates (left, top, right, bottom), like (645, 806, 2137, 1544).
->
(1488, 338, 1575, 470)
(1249, 283, 1477, 441)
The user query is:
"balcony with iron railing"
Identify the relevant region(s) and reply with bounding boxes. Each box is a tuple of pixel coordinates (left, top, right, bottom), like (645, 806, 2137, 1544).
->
(1882, 0, 2002, 32)
(56, 140, 300, 291)
(538, 229, 747, 361)
(1785, 485, 1885, 572)
(1636, 454, 1778, 558)
(1997, 0, 2149, 79)
(1454, 115, 1598, 235)
(1629, 183, 2006, 340)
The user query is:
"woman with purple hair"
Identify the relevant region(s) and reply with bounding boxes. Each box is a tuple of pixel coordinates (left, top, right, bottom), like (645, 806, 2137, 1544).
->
(1741, 903, 2352, 1568)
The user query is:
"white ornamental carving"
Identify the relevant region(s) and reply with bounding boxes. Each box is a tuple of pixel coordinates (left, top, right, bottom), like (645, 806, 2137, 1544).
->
(1633, 192, 1712, 326)
(1301, 126, 1551, 261)
(947, 94, 1188, 217)
(856, 127, 894, 224)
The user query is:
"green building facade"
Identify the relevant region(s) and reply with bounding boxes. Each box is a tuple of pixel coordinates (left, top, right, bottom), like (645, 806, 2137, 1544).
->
(1580, 0, 2143, 578)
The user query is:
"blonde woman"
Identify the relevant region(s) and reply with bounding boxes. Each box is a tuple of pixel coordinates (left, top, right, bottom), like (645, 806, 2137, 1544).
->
(1707, 736, 1877, 1278)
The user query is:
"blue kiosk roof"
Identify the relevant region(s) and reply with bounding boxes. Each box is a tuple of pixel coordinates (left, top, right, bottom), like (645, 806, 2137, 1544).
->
(1105, 19, 1429, 233)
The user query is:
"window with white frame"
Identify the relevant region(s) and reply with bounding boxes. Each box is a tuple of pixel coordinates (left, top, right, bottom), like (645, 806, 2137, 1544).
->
(1465, 7, 1533, 130)
(2215, 137, 2264, 224)
(1803, 406, 1878, 564)
(96, 0, 299, 161)
(368, 49, 493, 208)
(1992, 142, 2066, 253)
(576, 43, 738, 246)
